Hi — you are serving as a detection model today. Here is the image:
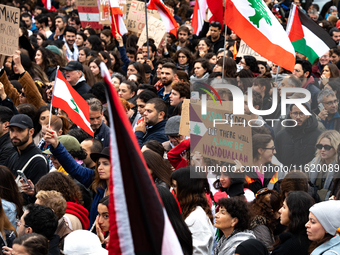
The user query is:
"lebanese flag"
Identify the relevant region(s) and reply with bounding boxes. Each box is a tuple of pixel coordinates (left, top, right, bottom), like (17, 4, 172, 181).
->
(147, 0, 179, 36)
(109, 0, 127, 38)
(192, 0, 223, 35)
(41, 0, 56, 11)
(192, 0, 208, 35)
(225, 0, 296, 72)
(287, 4, 336, 64)
(99, 63, 183, 255)
(51, 69, 93, 137)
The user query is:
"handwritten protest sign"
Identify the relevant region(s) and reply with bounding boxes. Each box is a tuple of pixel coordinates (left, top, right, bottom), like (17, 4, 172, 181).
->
(127, 0, 173, 34)
(137, 16, 166, 48)
(190, 100, 253, 167)
(237, 40, 268, 62)
(98, 0, 110, 25)
(179, 99, 190, 137)
(122, 0, 131, 26)
(0, 5, 20, 56)
(77, 0, 103, 29)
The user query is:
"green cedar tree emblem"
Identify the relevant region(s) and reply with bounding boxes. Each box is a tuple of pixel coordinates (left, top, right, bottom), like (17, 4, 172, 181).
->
(193, 124, 201, 135)
(71, 99, 79, 113)
(247, 0, 272, 28)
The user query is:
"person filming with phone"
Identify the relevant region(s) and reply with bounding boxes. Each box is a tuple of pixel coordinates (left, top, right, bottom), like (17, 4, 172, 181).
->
(317, 89, 340, 130)
(3, 114, 48, 199)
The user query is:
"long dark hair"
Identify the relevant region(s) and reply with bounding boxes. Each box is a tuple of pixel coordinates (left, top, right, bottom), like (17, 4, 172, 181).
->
(0, 165, 24, 218)
(143, 150, 171, 187)
(128, 61, 147, 83)
(171, 167, 213, 223)
(157, 186, 193, 255)
(273, 191, 314, 250)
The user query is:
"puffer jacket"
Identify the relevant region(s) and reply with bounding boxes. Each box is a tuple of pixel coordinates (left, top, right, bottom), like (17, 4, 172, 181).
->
(214, 230, 256, 255)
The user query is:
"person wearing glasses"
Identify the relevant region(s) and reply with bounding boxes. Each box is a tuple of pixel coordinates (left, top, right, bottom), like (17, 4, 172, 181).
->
(245, 134, 282, 194)
(275, 103, 322, 168)
(317, 89, 340, 130)
(309, 130, 340, 201)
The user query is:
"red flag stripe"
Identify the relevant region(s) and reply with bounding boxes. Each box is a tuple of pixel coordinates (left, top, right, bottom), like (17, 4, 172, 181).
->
(224, 0, 295, 72)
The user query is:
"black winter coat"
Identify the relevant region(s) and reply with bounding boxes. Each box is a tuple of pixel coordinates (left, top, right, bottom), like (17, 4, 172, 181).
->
(275, 114, 322, 168)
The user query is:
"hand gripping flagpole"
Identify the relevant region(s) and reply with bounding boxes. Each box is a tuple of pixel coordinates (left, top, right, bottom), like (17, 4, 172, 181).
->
(48, 66, 59, 127)
(145, 0, 150, 59)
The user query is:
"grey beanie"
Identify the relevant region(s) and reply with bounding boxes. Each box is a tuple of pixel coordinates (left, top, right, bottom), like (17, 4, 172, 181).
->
(310, 200, 340, 235)
(164, 116, 181, 136)
(46, 45, 61, 55)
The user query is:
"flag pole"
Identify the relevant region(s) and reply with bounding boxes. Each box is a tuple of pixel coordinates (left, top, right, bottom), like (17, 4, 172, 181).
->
(222, 21, 227, 80)
(275, 66, 280, 84)
(48, 66, 59, 127)
(144, 0, 150, 59)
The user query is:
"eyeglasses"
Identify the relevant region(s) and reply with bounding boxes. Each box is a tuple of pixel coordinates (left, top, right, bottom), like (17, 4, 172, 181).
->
(178, 55, 187, 58)
(262, 146, 276, 152)
(16, 219, 29, 228)
(211, 21, 221, 26)
(323, 99, 339, 106)
(20, 91, 25, 97)
(316, 144, 333, 151)
(256, 188, 270, 198)
(290, 112, 305, 117)
(320, 55, 330, 59)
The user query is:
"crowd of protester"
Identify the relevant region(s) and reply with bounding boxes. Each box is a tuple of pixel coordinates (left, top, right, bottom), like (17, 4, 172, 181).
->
(2, 0, 340, 254)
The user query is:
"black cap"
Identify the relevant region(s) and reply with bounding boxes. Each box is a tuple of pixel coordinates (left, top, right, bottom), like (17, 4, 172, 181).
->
(90, 147, 110, 162)
(61, 61, 83, 72)
(7, 114, 34, 129)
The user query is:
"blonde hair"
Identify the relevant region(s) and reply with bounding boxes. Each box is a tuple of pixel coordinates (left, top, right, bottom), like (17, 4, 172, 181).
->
(315, 130, 340, 163)
(36, 190, 67, 220)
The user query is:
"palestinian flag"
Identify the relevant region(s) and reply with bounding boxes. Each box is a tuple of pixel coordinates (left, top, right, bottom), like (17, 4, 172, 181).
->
(224, 0, 296, 72)
(52, 69, 93, 137)
(99, 63, 183, 255)
(287, 4, 336, 64)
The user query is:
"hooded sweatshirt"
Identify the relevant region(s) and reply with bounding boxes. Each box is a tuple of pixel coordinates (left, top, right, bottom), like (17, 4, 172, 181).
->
(65, 202, 90, 230)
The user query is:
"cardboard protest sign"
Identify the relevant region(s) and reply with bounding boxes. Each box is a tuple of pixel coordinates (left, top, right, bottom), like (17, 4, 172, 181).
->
(98, 0, 110, 25)
(137, 15, 166, 48)
(0, 5, 20, 56)
(123, 0, 132, 26)
(179, 99, 190, 137)
(77, 0, 103, 29)
(237, 40, 268, 62)
(126, 0, 173, 34)
(190, 100, 253, 167)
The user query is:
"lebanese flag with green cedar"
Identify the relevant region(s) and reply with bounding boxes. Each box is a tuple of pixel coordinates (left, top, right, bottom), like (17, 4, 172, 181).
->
(224, 0, 295, 72)
(287, 4, 336, 64)
(52, 70, 93, 137)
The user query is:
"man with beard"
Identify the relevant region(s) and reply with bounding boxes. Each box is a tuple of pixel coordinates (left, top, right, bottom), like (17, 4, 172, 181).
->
(4, 114, 48, 184)
(207, 21, 225, 54)
(317, 89, 340, 130)
(48, 15, 67, 41)
(135, 98, 168, 147)
(171, 25, 190, 52)
(21, 13, 39, 34)
(63, 26, 79, 61)
(275, 103, 322, 167)
(158, 63, 178, 105)
(293, 59, 320, 112)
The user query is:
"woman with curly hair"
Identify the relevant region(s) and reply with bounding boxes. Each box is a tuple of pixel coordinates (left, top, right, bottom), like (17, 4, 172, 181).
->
(271, 191, 314, 255)
(0, 166, 23, 227)
(171, 167, 214, 255)
(214, 197, 255, 255)
(249, 188, 281, 249)
(190, 58, 212, 84)
(34, 172, 90, 231)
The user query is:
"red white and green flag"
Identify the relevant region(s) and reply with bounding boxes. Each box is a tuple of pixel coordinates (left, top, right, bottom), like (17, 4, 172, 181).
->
(224, 0, 296, 72)
(287, 4, 336, 64)
(52, 69, 93, 137)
